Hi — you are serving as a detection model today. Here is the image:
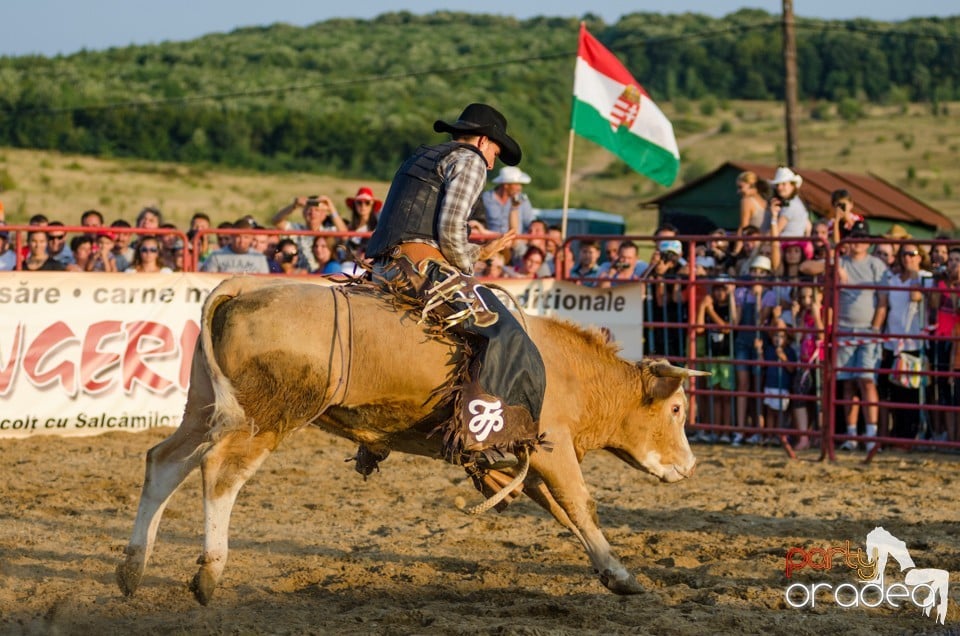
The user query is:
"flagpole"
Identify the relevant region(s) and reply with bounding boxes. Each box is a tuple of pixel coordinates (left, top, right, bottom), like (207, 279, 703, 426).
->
(560, 128, 575, 241)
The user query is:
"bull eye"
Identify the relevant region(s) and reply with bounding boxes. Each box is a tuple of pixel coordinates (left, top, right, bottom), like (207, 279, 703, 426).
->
(672, 404, 681, 415)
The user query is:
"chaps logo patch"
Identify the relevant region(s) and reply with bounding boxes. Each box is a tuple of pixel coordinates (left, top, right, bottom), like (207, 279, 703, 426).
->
(467, 398, 504, 442)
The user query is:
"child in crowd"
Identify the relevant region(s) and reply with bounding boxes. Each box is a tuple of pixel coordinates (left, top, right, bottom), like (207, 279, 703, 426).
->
(789, 284, 824, 450)
(695, 276, 737, 442)
(757, 323, 798, 445)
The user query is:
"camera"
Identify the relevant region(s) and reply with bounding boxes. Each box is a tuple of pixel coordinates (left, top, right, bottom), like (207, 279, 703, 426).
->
(305, 197, 321, 208)
(282, 251, 298, 263)
(614, 260, 631, 271)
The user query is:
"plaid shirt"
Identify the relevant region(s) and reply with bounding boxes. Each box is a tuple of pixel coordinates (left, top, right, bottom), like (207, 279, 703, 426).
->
(435, 147, 485, 273)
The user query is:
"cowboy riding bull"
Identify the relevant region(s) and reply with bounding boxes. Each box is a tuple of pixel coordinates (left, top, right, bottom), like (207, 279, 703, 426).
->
(115, 276, 704, 604)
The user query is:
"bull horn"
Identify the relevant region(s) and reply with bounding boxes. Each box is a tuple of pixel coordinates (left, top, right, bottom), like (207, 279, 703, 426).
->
(650, 362, 712, 379)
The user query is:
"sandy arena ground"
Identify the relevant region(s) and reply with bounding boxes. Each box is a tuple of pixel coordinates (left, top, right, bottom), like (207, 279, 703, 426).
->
(0, 427, 957, 635)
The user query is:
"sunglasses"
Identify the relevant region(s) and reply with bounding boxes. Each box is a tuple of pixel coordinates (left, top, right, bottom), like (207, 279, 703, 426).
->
(140, 246, 159, 253)
(902, 250, 921, 257)
(49, 235, 66, 241)
(355, 200, 374, 206)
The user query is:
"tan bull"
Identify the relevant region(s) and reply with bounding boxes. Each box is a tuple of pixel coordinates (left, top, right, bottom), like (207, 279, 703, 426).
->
(116, 277, 704, 604)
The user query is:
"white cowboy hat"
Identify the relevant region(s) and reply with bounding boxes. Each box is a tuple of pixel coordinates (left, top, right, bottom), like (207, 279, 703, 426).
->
(492, 166, 532, 185)
(770, 166, 803, 187)
(749, 255, 773, 272)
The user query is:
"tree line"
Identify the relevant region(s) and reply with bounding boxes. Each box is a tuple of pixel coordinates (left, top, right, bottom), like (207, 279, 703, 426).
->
(0, 10, 957, 184)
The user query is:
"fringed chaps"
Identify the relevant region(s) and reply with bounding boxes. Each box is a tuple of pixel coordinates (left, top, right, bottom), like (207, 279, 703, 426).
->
(373, 255, 547, 468)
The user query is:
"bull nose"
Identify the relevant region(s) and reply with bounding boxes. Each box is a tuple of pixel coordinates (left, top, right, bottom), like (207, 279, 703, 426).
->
(676, 457, 697, 479)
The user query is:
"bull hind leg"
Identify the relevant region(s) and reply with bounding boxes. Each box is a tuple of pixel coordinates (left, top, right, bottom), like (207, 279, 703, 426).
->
(190, 429, 280, 606)
(116, 414, 210, 597)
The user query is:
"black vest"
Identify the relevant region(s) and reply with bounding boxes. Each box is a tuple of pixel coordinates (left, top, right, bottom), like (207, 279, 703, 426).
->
(367, 141, 483, 259)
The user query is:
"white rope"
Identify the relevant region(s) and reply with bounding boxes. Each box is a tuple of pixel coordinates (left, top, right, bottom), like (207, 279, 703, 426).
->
(458, 453, 530, 516)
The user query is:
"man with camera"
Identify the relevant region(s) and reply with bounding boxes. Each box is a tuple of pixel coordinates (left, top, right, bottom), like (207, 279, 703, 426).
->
(272, 194, 349, 271)
(269, 238, 308, 276)
(596, 240, 646, 287)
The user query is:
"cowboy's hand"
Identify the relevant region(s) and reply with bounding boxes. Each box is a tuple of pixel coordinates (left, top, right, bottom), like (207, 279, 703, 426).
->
(468, 220, 487, 234)
(478, 230, 516, 261)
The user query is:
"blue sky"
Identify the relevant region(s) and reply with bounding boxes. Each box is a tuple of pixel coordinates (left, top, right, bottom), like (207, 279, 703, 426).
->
(4, 1, 956, 57)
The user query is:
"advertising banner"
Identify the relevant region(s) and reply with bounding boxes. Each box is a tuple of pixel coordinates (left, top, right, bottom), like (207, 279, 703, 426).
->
(0, 273, 643, 438)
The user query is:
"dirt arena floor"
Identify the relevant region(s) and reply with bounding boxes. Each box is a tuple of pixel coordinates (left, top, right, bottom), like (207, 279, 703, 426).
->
(0, 427, 958, 635)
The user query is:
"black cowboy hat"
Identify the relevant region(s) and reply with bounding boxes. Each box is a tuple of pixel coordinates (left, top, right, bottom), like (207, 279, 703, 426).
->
(433, 103, 522, 166)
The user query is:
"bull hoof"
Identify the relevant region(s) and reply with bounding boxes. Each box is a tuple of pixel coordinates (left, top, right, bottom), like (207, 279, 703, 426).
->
(190, 569, 217, 606)
(599, 569, 644, 595)
(115, 559, 144, 597)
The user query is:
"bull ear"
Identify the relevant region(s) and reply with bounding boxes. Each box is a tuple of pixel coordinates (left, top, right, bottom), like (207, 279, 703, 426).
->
(637, 359, 710, 402)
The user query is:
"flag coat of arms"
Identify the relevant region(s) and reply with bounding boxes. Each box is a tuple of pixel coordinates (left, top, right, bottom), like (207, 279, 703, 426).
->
(571, 24, 680, 186)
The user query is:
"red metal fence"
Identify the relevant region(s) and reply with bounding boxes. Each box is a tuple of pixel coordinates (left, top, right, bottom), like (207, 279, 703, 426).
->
(5, 224, 957, 462)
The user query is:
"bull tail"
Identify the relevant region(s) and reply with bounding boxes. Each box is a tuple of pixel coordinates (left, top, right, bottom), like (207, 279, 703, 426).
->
(199, 279, 257, 440)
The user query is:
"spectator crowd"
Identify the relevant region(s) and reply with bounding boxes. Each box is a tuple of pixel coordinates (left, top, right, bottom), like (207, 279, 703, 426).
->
(1, 166, 958, 451)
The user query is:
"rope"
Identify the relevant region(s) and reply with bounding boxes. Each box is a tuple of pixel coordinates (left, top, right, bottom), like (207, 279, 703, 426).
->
(339, 287, 354, 404)
(312, 285, 352, 421)
(457, 453, 530, 516)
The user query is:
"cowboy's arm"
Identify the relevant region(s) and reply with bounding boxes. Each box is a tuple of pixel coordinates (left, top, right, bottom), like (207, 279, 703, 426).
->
(437, 150, 484, 272)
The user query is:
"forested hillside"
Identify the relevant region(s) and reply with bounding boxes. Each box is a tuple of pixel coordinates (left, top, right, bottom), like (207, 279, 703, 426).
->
(0, 10, 958, 188)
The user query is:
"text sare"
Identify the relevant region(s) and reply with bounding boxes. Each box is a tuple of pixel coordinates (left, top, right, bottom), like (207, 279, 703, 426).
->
(0, 319, 200, 397)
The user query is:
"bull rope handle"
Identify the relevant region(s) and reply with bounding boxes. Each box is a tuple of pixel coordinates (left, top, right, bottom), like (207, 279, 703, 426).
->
(483, 282, 530, 332)
(458, 453, 530, 516)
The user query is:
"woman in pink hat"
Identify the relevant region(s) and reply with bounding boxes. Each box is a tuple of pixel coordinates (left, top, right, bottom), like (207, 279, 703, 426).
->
(345, 186, 382, 248)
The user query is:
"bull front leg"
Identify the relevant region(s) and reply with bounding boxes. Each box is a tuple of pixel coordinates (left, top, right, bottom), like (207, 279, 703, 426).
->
(528, 433, 643, 595)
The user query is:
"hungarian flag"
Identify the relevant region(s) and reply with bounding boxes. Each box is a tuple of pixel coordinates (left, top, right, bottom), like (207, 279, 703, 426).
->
(571, 24, 680, 186)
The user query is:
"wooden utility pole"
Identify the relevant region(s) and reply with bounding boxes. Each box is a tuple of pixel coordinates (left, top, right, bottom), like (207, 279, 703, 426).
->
(782, 0, 799, 167)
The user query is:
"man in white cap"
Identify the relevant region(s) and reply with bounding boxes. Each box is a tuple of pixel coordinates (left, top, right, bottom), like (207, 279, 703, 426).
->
(764, 166, 810, 238)
(482, 165, 535, 234)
